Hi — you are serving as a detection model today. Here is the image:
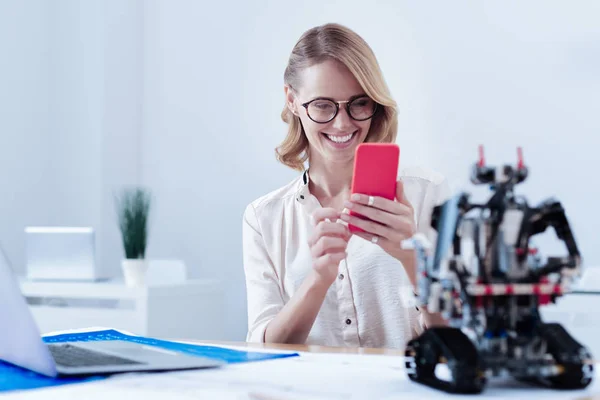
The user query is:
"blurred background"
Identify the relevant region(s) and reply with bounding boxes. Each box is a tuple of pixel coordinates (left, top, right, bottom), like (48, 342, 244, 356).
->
(0, 0, 598, 342)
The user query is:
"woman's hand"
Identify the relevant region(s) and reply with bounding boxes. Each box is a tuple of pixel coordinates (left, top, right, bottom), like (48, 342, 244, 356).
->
(308, 208, 351, 287)
(340, 179, 416, 262)
(263, 208, 350, 345)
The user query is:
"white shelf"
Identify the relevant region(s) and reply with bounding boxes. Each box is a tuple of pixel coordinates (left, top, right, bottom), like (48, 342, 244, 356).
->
(19, 278, 225, 341)
(19, 278, 220, 299)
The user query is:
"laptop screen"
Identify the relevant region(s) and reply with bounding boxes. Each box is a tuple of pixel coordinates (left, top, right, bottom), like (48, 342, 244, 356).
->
(0, 248, 58, 377)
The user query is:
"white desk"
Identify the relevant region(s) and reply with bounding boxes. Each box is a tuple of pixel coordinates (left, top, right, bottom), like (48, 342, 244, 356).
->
(18, 278, 225, 340)
(2, 343, 598, 399)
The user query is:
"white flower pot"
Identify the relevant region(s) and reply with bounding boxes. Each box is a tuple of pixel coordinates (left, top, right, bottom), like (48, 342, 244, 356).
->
(121, 259, 148, 287)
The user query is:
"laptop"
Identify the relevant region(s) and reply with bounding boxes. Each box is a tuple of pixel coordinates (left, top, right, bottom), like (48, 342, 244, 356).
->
(0, 245, 223, 377)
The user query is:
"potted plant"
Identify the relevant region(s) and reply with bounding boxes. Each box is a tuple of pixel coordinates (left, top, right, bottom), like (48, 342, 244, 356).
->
(115, 187, 152, 287)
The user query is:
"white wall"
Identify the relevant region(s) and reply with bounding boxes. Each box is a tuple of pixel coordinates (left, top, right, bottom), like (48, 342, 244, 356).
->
(0, 1, 54, 273)
(0, 0, 142, 279)
(2, 1, 598, 341)
(45, 0, 104, 274)
(98, 0, 144, 278)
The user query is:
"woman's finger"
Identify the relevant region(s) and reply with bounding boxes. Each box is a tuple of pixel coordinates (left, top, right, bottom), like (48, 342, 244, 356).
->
(353, 231, 389, 245)
(340, 213, 394, 239)
(311, 236, 349, 258)
(311, 208, 341, 225)
(315, 220, 350, 239)
(308, 221, 350, 246)
(349, 193, 412, 216)
(313, 251, 346, 271)
(344, 201, 399, 228)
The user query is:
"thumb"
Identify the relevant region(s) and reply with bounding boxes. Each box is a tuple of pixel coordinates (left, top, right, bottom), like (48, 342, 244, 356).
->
(395, 179, 411, 206)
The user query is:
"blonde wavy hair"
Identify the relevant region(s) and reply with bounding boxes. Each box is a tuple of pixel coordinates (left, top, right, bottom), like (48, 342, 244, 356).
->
(275, 23, 398, 171)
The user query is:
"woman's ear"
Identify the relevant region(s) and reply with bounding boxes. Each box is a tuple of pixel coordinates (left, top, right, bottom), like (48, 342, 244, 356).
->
(284, 85, 298, 116)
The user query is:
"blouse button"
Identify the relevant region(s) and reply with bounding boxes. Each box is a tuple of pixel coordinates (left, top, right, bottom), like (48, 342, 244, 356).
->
(338, 273, 344, 280)
(345, 319, 352, 325)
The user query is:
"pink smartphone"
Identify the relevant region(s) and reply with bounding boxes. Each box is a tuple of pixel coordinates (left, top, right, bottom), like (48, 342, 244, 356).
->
(348, 143, 400, 233)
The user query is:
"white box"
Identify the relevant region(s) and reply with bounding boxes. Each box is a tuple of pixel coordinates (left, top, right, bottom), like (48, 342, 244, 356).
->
(25, 227, 101, 281)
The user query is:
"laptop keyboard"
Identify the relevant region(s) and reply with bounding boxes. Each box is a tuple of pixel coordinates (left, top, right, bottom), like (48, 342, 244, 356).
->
(48, 344, 145, 368)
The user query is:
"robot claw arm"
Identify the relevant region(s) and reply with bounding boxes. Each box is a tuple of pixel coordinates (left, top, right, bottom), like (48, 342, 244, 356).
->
(401, 233, 432, 302)
(401, 234, 453, 328)
(518, 199, 582, 280)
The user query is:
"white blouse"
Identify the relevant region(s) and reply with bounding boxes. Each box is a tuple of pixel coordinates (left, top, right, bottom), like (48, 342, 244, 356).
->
(242, 165, 451, 349)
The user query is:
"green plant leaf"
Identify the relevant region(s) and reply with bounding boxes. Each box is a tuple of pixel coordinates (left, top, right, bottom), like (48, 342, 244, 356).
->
(114, 187, 152, 259)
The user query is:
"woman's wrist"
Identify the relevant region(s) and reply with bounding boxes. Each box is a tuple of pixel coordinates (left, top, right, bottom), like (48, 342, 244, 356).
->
(393, 248, 417, 287)
(306, 269, 335, 295)
(264, 270, 332, 344)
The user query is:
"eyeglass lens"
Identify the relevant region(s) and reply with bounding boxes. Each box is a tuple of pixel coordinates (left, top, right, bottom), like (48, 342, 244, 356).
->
(307, 97, 376, 122)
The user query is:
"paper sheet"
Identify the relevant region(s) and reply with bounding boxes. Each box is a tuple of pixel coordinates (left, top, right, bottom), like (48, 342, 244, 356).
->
(0, 328, 297, 394)
(4, 351, 599, 400)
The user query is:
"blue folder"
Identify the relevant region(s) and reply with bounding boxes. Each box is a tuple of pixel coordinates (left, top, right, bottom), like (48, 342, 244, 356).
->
(0, 329, 298, 393)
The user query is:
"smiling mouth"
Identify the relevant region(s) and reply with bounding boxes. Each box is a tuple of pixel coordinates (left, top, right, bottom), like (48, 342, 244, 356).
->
(322, 131, 357, 144)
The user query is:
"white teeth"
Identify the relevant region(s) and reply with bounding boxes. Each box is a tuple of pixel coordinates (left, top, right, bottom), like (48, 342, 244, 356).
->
(326, 133, 353, 143)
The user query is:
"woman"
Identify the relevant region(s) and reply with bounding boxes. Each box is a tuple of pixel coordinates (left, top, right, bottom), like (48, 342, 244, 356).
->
(242, 23, 450, 349)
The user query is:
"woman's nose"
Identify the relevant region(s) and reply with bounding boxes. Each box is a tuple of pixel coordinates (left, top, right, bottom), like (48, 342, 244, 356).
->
(331, 106, 353, 130)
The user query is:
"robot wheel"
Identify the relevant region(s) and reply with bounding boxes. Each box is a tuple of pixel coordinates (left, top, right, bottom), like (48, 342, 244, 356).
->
(539, 323, 594, 390)
(404, 326, 487, 394)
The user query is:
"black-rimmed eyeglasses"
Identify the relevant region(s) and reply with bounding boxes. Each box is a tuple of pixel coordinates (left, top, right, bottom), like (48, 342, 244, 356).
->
(301, 95, 378, 124)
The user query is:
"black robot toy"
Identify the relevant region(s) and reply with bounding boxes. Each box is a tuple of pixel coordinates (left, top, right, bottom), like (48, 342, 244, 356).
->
(401, 146, 594, 394)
